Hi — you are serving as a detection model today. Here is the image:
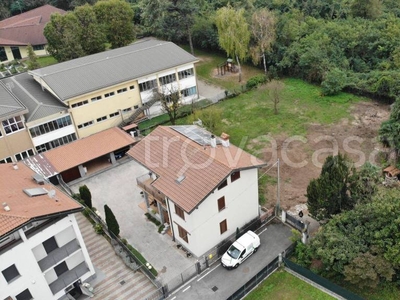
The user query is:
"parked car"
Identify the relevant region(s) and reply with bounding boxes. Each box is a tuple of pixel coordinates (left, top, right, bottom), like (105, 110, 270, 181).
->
(221, 230, 260, 269)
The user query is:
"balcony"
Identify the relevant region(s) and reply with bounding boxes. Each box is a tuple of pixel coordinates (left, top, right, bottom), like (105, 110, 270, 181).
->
(38, 239, 80, 272)
(137, 174, 166, 205)
(49, 262, 89, 294)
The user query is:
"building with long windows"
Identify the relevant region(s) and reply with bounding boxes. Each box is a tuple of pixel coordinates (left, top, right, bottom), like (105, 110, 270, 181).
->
(0, 162, 95, 300)
(0, 39, 199, 163)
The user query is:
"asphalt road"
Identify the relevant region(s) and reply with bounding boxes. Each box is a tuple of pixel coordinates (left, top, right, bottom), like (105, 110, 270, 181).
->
(168, 222, 293, 300)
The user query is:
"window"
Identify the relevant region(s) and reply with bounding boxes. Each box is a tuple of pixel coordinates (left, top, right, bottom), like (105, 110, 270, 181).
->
(231, 171, 240, 183)
(139, 79, 157, 92)
(77, 120, 94, 129)
(0, 47, 7, 62)
(159, 73, 176, 85)
(15, 149, 34, 161)
(0, 157, 12, 164)
(16, 289, 32, 300)
(129, 85, 135, 90)
(109, 111, 120, 118)
(134, 105, 139, 109)
(104, 91, 115, 98)
(177, 224, 188, 243)
(33, 44, 45, 51)
(178, 68, 194, 80)
(2, 264, 20, 283)
(91, 95, 102, 102)
(35, 134, 77, 153)
(54, 261, 68, 277)
(122, 107, 132, 113)
(218, 179, 227, 190)
(29, 116, 72, 137)
(43, 236, 58, 254)
(71, 100, 88, 108)
(97, 116, 107, 122)
(2, 116, 24, 134)
(117, 87, 127, 94)
(175, 204, 185, 220)
(218, 196, 226, 211)
(220, 219, 227, 234)
(181, 86, 197, 97)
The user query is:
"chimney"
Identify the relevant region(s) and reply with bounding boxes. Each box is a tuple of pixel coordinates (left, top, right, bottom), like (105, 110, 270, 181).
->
(13, 164, 18, 170)
(220, 132, 230, 147)
(210, 135, 217, 148)
(2, 202, 10, 212)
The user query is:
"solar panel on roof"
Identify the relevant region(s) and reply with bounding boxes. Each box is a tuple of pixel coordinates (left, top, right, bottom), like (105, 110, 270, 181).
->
(171, 125, 221, 146)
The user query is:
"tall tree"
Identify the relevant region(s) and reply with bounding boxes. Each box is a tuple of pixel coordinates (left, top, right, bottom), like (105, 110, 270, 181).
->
(44, 12, 85, 62)
(351, 0, 382, 19)
(94, 0, 135, 49)
(79, 184, 92, 208)
(379, 98, 400, 162)
(215, 5, 250, 82)
(74, 4, 106, 55)
(306, 154, 356, 221)
(104, 204, 120, 236)
(250, 8, 276, 75)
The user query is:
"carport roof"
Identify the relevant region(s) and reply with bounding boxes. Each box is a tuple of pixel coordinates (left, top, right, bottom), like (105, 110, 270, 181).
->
(128, 126, 266, 213)
(24, 127, 135, 178)
(0, 162, 82, 237)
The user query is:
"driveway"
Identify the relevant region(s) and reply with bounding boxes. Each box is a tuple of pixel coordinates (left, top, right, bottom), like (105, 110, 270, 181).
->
(69, 159, 197, 285)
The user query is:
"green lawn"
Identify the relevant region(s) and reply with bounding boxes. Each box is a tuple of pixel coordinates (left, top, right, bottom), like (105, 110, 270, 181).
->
(245, 269, 335, 300)
(37, 56, 57, 67)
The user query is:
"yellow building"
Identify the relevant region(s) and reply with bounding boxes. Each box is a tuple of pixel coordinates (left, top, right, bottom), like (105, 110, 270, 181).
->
(0, 5, 65, 64)
(29, 39, 199, 138)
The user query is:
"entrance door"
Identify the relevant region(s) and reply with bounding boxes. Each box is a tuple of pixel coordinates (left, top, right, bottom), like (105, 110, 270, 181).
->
(11, 46, 22, 60)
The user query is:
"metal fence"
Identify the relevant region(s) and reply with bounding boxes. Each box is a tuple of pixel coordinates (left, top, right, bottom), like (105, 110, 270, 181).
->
(285, 212, 306, 232)
(226, 243, 296, 300)
(163, 212, 275, 296)
(283, 258, 364, 300)
(83, 209, 165, 299)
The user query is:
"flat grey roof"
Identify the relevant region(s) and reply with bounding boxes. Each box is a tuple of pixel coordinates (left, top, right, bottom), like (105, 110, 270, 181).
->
(1, 73, 67, 122)
(29, 39, 199, 101)
(0, 80, 28, 121)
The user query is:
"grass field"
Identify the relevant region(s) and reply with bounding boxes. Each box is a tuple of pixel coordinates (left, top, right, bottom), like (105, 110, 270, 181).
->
(244, 269, 335, 300)
(37, 56, 57, 67)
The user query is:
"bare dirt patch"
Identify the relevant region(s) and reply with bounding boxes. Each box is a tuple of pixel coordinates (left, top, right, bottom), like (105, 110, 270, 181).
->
(260, 101, 390, 212)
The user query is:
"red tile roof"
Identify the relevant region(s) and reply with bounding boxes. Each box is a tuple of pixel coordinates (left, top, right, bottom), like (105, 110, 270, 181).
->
(128, 126, 266, 213)
(0, 163, 82, 236)
(26, 127, 136, 175)
(0, 5, 66, 46)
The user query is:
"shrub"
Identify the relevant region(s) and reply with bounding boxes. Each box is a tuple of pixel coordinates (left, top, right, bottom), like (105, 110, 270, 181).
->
(104, 204, 120, 236)
(246, 74, 268, 90)
(158, 224, 165, 233)
(79, 185, 92, 208)
(93, 223, 104, 235)
(321, 68, 347, 96)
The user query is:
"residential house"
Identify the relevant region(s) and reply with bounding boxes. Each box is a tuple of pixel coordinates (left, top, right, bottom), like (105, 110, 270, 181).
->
(0, 39, 199, 163)
(128, 125, 267, 257)
(0, 162, 95, 300)
(0, 5, 66, 64)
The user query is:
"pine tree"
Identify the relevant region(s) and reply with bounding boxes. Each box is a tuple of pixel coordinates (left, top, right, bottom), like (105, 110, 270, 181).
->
(104, 204, 120, 236)
(79, 185, 92, 208)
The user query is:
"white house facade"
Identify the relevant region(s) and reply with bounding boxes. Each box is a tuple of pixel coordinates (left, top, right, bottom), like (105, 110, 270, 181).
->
(128, 125, 266, 258)
(0, 163, 95, 300)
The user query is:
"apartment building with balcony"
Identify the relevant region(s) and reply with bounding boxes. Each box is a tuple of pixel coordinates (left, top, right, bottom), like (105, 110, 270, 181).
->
(0, 163, 95, 300)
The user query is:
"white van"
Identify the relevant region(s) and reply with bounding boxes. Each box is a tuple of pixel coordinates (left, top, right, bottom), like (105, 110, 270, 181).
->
(221, 230, 260, 269)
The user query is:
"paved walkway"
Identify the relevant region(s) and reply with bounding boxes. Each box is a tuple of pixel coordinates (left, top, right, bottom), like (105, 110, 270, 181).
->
(70, 159, 197, 286)
(75, 212, 160, 300)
